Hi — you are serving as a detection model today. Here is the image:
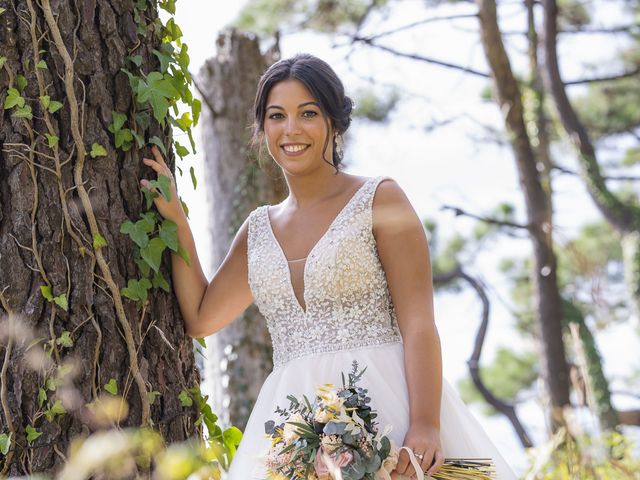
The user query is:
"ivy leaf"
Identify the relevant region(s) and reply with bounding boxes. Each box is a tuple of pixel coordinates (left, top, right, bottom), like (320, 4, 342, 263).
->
(25, 425, 43, 444)
(47, 101, 63, 114)
(127, 54, 143, 67)
(159, 219, 178, 251)
(39, 95, 50, 109)
(0, 432, 12, 455)
(148, 390, 161, 405)
(93, 232, 108, 248)
(53, 294, 68, 311)
(56, 331, 73, 348)
(190, 166, 197, 190)
(152, 270, 171, 292)
(13, 104, 33, 119)
(115, 128, 133, 149)
(40, 285, 54, 302)
(0, 56, 6, 69)
(109, 111, 127, 133)
(4, 88, 24, 110)
(38, 388, 47, 407)
(140, 237, 167, 272)
(152, 48, 173, 73)
(178, 390, 192, 407)
(174, 141, 189, 159)
(177, 244, 191, 267)
(149, 136, 167, 156)
(36, 59, 47, 69)
(131, 130, 145, 148)
(163, 18, 182, 42)
(137, 72, 179, 124)
(90, 143, 107, 159)
(45, 133, 59, 148)
(175, 112, 192, 131)
(180, 198, 189, 218)
(104, 378, 118, 395)
(45, 377, 57, 391)
(135, 111, 151, 131)
(159, 0, 176, 14)
(192, 98, 202, 126)
(16, 75, 27, 92)
(44, 399, 66, 422)
(120, 220, 149, 248)
(195, 337, 206, 348)
(121, 278, 152, 302)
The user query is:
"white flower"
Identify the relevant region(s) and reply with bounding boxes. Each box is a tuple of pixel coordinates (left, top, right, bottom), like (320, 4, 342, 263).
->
(282, 413, 306, 444)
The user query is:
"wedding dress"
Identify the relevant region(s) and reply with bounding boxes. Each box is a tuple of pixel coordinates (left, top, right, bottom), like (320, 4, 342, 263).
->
(226, 176, 517, 479)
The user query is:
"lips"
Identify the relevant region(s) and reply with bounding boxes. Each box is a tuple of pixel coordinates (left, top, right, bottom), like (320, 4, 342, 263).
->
(281, 143, 310, 156)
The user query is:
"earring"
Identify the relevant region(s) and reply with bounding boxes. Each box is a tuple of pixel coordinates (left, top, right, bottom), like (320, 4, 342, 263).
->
(334, 133, 344, 158)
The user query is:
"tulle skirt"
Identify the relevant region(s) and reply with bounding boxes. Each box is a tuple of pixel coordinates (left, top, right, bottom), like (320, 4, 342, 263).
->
(226, 342, 517, 479)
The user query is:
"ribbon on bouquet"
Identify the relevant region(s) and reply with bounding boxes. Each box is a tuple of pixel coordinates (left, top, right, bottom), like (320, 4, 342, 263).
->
(376, 446, 431, 480)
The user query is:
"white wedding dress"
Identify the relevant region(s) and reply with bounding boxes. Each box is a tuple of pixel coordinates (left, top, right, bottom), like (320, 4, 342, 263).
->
(226, 176, 516, 479)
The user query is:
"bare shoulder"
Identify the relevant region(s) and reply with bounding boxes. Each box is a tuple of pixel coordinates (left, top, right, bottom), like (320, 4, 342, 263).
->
(372, 177, 418, 235)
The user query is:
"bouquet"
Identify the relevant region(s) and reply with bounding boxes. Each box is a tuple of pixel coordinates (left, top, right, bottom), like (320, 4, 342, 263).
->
(261, 361, 496, 480)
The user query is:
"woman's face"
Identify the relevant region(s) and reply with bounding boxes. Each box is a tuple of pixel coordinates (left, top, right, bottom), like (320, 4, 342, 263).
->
(263, 79, 334, 176)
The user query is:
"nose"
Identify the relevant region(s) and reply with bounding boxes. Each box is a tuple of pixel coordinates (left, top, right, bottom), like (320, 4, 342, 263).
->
(284, 115, 302, 136)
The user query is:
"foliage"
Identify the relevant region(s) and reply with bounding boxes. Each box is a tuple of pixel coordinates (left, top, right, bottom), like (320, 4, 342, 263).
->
(352, 88, 400, 123)
(457, 348, 538, 416)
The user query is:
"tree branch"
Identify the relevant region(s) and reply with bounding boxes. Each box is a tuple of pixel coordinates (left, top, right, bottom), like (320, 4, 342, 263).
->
(441, 205, 530, 231)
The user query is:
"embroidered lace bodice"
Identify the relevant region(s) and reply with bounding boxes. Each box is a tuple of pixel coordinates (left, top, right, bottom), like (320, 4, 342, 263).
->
(247, 176, 402, 368)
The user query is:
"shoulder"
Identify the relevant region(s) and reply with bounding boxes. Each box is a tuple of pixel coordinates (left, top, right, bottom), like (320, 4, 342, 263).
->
(371, 177, 420, 235)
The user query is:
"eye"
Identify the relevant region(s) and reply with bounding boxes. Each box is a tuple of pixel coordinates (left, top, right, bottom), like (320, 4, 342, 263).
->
(302, 110, 318, 118)
(268, 112, 284, 119)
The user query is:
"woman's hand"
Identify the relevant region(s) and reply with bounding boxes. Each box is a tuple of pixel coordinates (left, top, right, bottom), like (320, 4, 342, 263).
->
(392, 423, 444, 479)
(140, 145, 185, 223)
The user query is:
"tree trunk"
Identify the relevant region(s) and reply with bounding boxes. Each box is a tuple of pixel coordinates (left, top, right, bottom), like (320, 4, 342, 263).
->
(475, 0, 571, 428)
(540, 0, 640, 321)
(198, 29, 285, 430)
(0, 0, 199, 475)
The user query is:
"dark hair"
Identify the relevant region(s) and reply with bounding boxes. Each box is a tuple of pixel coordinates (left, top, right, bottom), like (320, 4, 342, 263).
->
(252, 53, 353, 173)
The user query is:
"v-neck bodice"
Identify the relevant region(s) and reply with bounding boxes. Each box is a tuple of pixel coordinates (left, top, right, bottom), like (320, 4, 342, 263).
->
(247, 175, 402, 368)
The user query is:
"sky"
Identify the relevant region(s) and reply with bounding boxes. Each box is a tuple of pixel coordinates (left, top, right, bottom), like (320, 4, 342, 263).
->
(167, 0, 640, 472)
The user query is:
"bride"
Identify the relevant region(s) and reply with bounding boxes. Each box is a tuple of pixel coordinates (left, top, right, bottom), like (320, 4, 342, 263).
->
(141, 53, 517, 479)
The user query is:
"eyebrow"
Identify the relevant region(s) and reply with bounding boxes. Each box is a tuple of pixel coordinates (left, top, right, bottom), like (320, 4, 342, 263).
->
(266, 101, 319, 111)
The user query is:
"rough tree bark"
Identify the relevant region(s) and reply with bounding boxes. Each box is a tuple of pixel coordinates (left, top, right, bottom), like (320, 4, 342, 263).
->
(541, 0, 640, 324)
(197, 29, 285, 430)
(0, 0, 199, 476)
(475, 0, 571, 428)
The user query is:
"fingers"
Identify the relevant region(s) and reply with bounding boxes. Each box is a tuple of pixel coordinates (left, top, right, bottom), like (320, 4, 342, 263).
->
(419, 448, 435, 478)
(394, 448, 410, 476)
(426, 449, 445, 478)
(151, 144, 166, 165)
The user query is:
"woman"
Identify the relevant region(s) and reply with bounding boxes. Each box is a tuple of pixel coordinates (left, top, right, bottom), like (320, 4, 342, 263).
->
(141, 54, 516, 479)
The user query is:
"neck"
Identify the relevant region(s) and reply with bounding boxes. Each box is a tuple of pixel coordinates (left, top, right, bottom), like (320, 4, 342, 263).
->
(283, 167, 346, 209)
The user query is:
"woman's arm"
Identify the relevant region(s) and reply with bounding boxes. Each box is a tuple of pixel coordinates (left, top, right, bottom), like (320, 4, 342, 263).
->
(372, 178, 444, 479)
(141, 146, 253, 339)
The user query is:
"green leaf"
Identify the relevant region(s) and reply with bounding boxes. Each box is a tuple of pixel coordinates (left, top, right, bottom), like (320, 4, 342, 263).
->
(135, 111, 151, 131)
(36, 59, 47, 69)
(16, 75, 27, 92)
(159, 219, 178, 251)
(159, 0, 176, 14)
(93, 232, 108, 248)
(115, 128, 133, 149)
(109, 111, 127, 133)
(127, 54, 143, 67)
(104, 378, 118, 395)
(180, 198, 189, 218)
(13, 104, 33, 119)
(4, 88, 24, 109)
(38, 387, 47, 407)
(140, 237, 167, 272)
(40, 285, 54, 302)
(174, 141, 189, 159)
(155, 174, 172, 201)
(45, 377, 57, 391)
(45, 399, 66, 422)
(152, 269, 171, 293)
(121, 278, 152, 302)
(0, 432, 12, 456)
(178, 390, 192, 407)
(192, 98, 202, 126)
(177, 244, 191, 267)
(25, 425, 43, 444)
(195, 337, 206, 348)
(136, 72, 179, 124)
(175, 112, 192, 131)
(48, 100, 63, 114)
(90, 143, 107, 159)
(45, 134, 59, 148)
(149, 136, 167, 156)
(163, 18, 182, 42)
(152, 48, 173, 73)
(131, 130, 145, 148)
(189, 166, 197, 190)
(53, 294, 68, 312)
(223, 426, 243, 447)
(55, 331, 73, 348)
(147, 390, 161, 405)
(0, 8, 5, 16)
(0, 56, 6, 69)
(39, 95, 50, 109)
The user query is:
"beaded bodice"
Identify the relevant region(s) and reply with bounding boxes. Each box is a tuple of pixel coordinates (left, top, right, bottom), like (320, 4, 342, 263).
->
(247, 176, 402, 368)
